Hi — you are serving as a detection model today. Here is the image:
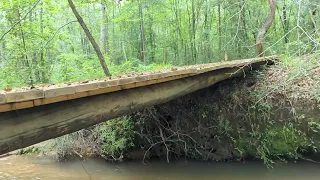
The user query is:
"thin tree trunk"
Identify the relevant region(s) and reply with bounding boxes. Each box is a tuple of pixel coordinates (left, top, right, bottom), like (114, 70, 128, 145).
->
(138, 0, 147, 63)
(17, 7, 33, 86)
(100, 1, 108, 54)
(112, 2, 116, 58)
(40, 2, 47, 83)
(149, 17, 155, 62)
(240, 0, 248, 40)
(256, 0, 277, 57)
(310, 8, 318, 51)
(174, 0, 183, 64)
(218, 1, 222, 55)
(283, 0, 289, 44)
(68, 0, 111, 77)
(191, 0, 197, 63)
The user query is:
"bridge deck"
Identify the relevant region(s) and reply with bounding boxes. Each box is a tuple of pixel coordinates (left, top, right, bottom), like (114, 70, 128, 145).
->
(0, 56, 276, 113)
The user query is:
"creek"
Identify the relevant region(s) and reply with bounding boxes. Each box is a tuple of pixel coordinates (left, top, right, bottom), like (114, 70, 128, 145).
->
(1, 155, 320, 180)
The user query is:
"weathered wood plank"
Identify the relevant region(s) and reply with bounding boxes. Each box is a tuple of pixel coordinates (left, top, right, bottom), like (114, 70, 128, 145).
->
(118, 77, 136, 85)
(75, 82, 99, 92)
(88, 86, 122, 96)
(14, 101, 34, 110)
(99, 79, 119, 88)
(0, 101, 35, 112)
(5, 90, 44, 103)
(45, 86, 75, 98)
(0, 104, 12, 112)
(0, 94, 6, 104)
(34, 95, 68, 106)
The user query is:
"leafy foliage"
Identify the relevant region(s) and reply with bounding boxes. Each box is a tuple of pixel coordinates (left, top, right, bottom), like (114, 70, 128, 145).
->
(99, 117, 136, 160)
(0, 0, 319, 88)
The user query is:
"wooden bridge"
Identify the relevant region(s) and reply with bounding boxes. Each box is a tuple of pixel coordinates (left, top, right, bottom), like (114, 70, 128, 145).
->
(0, 56, 277, 155)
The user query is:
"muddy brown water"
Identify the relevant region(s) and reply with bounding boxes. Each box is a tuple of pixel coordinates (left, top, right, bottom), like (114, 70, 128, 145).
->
(1, 155, 320, 180)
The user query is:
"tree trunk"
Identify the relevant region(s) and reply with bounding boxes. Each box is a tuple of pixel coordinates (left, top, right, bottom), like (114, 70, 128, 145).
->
(191, 0, 197, 63)
(283, 0, 289, 44)
(149, 17, 155, 63)
(100, 1, 108, 54)
(39, 2, 48, 83)
(68, 0, 111, 77)
(173, 0, 183, 64)
(239, 0, 248, 41)
(138, 0, 147, 63)
(310, 8, 318, 51)
(256, 0, 277, 57)
(218, 1, 222, 56)
(17, 8, 33, 86)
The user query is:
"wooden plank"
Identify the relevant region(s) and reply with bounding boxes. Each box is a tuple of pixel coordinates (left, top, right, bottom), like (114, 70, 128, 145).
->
(5, 90, 44, 103)
(75, 82, 99, 92)
(121, 83, 137, 90)
(157, 74, 190, 83)
(158, 72, 171, 78)
(34, 86, 123, 107)
(0, 104, 12, 113)
(135, 75, 150, 82)
(197, 64, 226, 74)
(136, 79, 158, 87)
(0, 94, 6, 105)
(169, 69, 195, 76)
(99, 79, 119, 88)
(149, 73, 163, 80)
(1, 86, 124, 111)
(88, 86, 122, 96)
(67, 91, 89, 100)
(14, 101, 34, 110)
(184, 68, 198, 75)
(44, 86, 75, 98)
(34, 95, 68, 106)
(117, 74, 190, 90)
(0, 101, 34, 112)
(118, 77, 136, 85)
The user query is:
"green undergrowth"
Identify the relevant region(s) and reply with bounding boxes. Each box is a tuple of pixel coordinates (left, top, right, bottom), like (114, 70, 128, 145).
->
(99, 117, 136, 160)
(0, 54, 172, 89)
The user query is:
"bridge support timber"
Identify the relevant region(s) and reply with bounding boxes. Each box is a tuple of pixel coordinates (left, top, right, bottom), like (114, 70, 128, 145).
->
(0, 62, 269, 155)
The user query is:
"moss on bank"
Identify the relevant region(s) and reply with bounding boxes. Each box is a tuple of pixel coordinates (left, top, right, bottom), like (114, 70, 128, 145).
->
(25, 54, 320, 166)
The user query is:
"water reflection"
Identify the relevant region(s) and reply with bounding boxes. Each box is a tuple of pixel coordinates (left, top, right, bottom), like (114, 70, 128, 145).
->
(1, 155, 320, 180)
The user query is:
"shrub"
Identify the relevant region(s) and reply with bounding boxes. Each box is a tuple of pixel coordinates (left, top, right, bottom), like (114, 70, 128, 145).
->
(99, 116, 136, 161)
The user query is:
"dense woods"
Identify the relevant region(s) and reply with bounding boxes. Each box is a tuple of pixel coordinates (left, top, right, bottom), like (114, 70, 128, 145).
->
(0, 0, 319, 88)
